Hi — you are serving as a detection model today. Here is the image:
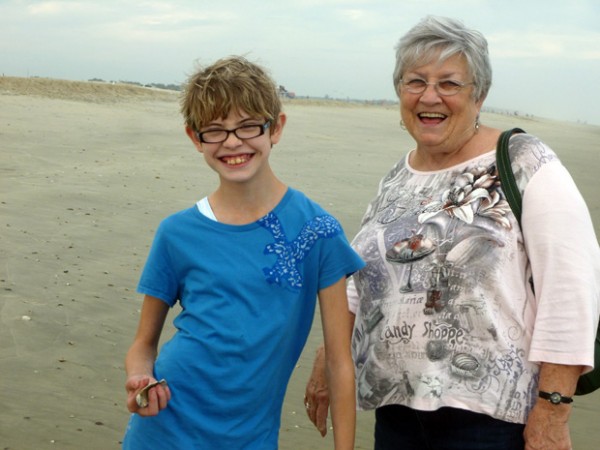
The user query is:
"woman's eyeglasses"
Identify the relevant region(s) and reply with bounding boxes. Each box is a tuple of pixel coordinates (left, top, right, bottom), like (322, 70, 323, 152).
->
(400, 78, 475, 96)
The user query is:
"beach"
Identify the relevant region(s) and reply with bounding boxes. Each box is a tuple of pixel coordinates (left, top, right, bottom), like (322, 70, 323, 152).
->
(1, 77, 599, 449)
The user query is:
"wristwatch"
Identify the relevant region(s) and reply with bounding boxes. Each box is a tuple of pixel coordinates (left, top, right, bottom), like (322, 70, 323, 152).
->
(539, 391, 573, 405)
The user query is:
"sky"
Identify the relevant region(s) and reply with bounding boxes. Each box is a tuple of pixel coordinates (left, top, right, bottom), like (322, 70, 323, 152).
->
(1, 0, 599, 125)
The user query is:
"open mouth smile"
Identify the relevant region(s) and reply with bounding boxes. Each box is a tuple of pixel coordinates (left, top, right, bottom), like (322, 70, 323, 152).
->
(221, 154, 252, 166)
(418, 112, 447, 124)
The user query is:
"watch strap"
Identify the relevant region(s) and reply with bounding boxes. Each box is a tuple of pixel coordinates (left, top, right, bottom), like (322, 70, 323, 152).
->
(539, 390, 573, 404)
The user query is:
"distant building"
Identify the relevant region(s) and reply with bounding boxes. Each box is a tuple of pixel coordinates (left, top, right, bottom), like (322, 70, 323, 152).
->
(278, 85, 296, 99)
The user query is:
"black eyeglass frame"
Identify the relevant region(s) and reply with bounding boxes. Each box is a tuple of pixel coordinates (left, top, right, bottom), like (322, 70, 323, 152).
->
(195, 121, 271, 144)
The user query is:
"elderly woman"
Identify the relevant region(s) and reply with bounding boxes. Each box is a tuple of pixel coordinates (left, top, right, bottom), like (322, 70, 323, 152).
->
(304, 16, 600, 450)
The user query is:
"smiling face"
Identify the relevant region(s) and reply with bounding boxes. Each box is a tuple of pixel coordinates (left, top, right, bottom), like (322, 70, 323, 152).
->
(186, 109, 285, 186)
(399, 53, 484, 158)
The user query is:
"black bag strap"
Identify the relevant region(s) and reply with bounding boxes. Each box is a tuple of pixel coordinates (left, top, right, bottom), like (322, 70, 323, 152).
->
(496, 128, 535, 294)
(496, 128, 526, 227)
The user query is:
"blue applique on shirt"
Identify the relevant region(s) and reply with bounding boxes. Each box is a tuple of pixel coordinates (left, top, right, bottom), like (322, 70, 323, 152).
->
(258, 213, 342, 291)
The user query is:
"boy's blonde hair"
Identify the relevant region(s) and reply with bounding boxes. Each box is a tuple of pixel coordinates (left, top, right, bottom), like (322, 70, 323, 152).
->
(181, 56, 282, 132)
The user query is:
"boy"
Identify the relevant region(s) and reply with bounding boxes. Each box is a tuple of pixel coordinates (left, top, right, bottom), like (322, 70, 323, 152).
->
(122, 56, 364, 449)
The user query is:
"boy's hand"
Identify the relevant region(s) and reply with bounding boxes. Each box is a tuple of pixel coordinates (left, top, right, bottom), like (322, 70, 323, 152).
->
(125, 375, 171, 416)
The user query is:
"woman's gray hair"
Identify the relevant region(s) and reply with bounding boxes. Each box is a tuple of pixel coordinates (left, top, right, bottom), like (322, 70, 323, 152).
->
(393, 16, 492, 102)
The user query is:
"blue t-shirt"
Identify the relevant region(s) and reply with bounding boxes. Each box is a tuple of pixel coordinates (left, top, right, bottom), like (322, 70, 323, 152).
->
(123, 188, 364, 449)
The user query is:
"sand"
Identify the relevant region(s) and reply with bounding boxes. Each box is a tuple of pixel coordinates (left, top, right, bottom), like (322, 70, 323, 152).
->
(1, 76, 599, 449)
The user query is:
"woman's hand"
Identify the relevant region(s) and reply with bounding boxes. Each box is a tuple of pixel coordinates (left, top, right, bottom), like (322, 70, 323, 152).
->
(524, 400, 571, 450)
(125, 374, 171, 416)
(524, 362, 579, 449)
(304, 345, 330, 436)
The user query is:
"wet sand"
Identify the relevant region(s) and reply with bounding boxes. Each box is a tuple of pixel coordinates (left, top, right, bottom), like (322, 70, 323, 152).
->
(1, 77, 599, 449)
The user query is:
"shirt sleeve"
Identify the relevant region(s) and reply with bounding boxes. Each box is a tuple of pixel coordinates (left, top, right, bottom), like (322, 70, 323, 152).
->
(317, 225, 365, 291)
(523, 160, 600, 370)
(137, 220, 179, 306)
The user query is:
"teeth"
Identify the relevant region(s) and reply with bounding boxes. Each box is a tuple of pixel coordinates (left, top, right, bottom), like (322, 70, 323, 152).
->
(419, 112, 446, 119)
(224, 156, 248, 165)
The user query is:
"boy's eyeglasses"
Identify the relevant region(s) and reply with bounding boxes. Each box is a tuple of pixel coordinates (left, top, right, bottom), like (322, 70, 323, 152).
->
(400, 78, 475, 96)
(196, 122, 271, 144)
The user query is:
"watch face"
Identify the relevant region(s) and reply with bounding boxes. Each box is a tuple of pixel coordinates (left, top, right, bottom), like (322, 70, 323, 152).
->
(550, 392, 562, 404)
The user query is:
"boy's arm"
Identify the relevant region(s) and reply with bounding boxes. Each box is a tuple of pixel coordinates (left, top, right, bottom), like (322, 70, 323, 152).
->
(318, 277, 355, 450)
(124, 295, 171, 416)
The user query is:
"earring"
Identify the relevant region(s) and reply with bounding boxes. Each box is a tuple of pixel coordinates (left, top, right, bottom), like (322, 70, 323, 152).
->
(474, 116, 480, 133)
(400, 120, 407, 130)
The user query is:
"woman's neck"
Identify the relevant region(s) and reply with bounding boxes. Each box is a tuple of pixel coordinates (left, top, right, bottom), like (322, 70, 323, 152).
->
(409, 125, 500, 171)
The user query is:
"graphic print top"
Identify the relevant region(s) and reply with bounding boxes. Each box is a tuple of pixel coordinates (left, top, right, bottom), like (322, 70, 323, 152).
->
(350, 134, 600, 424)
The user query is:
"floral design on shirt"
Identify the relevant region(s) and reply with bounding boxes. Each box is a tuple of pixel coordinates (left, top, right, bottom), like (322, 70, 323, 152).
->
(418, 164, 512, 229)
(258, 213, 342, 291)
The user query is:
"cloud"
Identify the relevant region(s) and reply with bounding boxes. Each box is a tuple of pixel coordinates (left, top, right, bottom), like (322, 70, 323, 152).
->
(1, 0, 598, 124)
(489, 31, 600, 60)
(27, 1, 71, 15)
(27, 0, 99, 16)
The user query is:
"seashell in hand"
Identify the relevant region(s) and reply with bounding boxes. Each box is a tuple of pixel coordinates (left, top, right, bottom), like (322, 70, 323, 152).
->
(135, 379, 167, 408)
